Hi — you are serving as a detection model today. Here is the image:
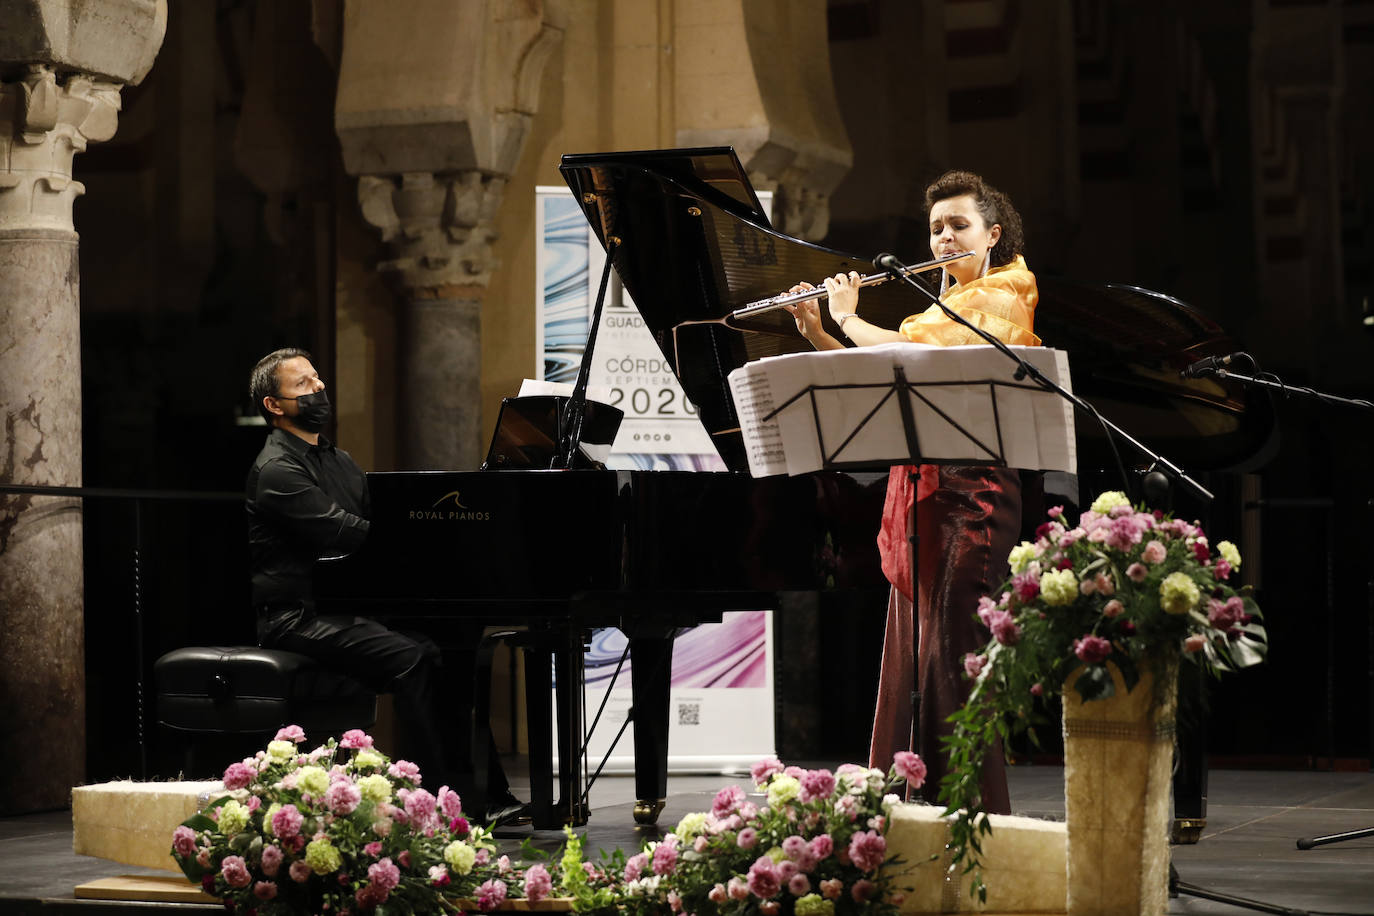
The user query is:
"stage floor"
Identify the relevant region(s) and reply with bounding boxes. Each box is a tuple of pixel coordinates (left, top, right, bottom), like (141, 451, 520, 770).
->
(3, 765, 1372, 914)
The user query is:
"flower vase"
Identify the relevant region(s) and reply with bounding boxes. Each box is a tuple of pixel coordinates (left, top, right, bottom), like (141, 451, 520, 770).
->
(1062, 655, 1178, 916)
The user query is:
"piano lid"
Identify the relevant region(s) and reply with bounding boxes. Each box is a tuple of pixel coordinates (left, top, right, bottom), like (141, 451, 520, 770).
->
(559, 147, 1274, 475)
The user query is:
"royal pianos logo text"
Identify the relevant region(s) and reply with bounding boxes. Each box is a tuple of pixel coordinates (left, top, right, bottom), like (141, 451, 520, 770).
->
(408, 490, 492, 521)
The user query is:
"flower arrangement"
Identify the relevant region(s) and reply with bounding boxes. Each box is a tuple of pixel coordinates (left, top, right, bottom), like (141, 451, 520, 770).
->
(563, 754, 931, 916)
(941, 491, 1267, 900)
(170, 726, 557, 914)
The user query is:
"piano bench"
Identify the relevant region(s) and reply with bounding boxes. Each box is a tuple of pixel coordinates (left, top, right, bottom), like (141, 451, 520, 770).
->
(154, 646, 378, 773)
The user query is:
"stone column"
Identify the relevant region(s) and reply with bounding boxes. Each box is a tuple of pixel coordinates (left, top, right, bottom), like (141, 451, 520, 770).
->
(334, 0, 560, 470)
(0, 2, 166, 814)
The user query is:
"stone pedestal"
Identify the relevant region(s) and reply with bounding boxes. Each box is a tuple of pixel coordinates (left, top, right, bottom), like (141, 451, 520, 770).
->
(1062, 658, 1178, 916)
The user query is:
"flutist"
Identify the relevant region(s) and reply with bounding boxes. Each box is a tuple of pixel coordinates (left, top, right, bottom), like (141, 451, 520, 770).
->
(785, 170, 1039, 815)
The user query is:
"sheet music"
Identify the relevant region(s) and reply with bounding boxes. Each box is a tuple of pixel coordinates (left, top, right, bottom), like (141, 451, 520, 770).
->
(726, 344, 1078, 478)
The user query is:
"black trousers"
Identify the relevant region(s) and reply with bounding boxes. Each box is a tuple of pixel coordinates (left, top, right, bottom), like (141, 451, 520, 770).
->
(257, 607, 509, 805)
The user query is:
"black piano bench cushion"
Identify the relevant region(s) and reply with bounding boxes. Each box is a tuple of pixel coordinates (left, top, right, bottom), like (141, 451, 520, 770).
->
(155, 646, 377, 737)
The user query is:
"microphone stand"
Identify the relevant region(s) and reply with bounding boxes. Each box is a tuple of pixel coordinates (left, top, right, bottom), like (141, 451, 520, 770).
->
(873, 254, 1213, 505)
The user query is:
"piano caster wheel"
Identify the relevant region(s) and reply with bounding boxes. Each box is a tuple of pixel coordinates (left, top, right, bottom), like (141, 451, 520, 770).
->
(560, 802, 590, 828)
(1170, 817, 1206, 845)
(633, 798, 666, 825)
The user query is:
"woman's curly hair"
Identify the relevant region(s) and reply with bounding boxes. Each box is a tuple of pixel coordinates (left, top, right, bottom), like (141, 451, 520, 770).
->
(923, 170, 1024, 269)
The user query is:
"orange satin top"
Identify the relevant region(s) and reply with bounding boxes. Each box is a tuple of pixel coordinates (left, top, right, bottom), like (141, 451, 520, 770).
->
(897, 255, 1040, 347)
(877, 255, 1040, 599)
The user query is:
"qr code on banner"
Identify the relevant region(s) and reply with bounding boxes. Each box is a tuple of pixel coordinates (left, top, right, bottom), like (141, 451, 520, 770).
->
(677, 702, 701, 726)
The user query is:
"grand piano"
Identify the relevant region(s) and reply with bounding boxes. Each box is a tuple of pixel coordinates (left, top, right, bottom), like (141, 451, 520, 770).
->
(315, 147, 1272, 829)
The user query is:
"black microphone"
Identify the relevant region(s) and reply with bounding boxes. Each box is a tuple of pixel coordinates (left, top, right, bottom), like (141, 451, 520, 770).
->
(873, 252, 906, 273)
(1179, 352, 1248, 378)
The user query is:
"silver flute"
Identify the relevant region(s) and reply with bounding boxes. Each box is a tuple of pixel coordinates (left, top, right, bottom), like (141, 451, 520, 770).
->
(731, 250, 974, 319)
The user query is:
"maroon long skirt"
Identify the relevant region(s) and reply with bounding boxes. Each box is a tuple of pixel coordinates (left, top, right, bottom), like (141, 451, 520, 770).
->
(868, 465, 1021, 814)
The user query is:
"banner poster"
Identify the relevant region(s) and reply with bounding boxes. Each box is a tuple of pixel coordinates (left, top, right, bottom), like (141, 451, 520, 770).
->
(535, 186, 776, 773)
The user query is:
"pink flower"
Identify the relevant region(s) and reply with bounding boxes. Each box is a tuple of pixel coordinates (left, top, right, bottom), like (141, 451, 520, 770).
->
(364, 841, 382, 857)
(760, 901, 780, 916)
(475, 848, 491, 866)
(727, 876, 750, 900)
(893, 751, 927, 788)
(429, 865, 450, 887)
(1215, 559, 1233, 580)
(1073, 635, 1112, 664)
(988, 610, 1022, 645)
(1102, 599, 1124, 618)
(274, 725, 306, 744)
(220, 855, 251, 889)
(694, 835, 708, 852)
(246, 795, 261, 812)
(253, 881, 277, 901)
(851, 878, 876, 902)
(711, 784, 745, 817)
(289, 860, 312, 883)
(1192, 540, 1210, 562)
(1094, 572, 1116, 596)
(963, 652, 987, 679)
(709, 883, 728, 904)
(388, 759, 421, 783)
(1048, 505, 1064, 518)
(652, 842, 678, 875)
(821, 878, 844, 899)
(833, 794, 859, 820)
(372, 817, 393, 837)
(789, 873, 811, 896)
(403, 788, 438, 829)
(1030, 683, 1044, 697)
(1126, 562, 1148, 583)
(477, 879, 508, 910)
(799, 768, 835, 802)
(1013, 569, 1041, 601)
(750, 757, 784, 784)
(271, 804, 303, 839)
(1208, 596, 1246, 631)
(222, 762, 256, 791)
(325, 780, 362, 815)
(339, 729, 373, 749)
(810, 834, 834, 859)
(369, 858, 401, 894)
(524, 863, 552, 903)
(1141, 540, 1167, 565)
(449, 815, 469, 837)
(1106, 516, 1147, 551)
(737, 827, 758, 849)
(847, 829, 887, 872)
(747, 856, 781, 898)
(1184, 634, 1208, 653)
(976, 595, 999, 627)
(623, 852, 647, 882)
(172, 825, 198, 858)
(260, 844, 283, 877)
(437, 786, 463, 820)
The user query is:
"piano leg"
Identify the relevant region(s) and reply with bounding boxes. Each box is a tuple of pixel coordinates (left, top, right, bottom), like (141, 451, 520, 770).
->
(514, 624, 588, 830)
(628, 629, 675, 825)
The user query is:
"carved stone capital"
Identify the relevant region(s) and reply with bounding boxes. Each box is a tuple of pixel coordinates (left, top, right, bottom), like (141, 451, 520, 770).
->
(0, 66, 125, 234)
(357, 170, 506, 292)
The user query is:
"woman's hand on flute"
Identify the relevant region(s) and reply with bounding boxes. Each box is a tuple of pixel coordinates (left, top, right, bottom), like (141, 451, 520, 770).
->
(783, 282, 845, 350)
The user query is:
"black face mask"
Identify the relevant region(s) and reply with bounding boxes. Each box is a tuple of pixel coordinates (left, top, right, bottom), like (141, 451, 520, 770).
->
(280, 389, 331, 433)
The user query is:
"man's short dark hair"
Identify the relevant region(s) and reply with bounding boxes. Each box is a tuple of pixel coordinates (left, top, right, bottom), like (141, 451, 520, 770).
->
(250, 348, 314, 423)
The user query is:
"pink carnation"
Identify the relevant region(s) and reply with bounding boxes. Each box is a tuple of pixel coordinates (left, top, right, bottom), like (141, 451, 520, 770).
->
(737, 827, 758, 849)
(821, 877, 844, 899)
(1106, 516, 1147, 551)
(274, 725, 306, 744)
(976, 595, 999, 627)
(339, 728, 374, 749)
(852, 878, 876, 901)
(222, 761, 256, 791)
(1073, 635, 1112, 664)
(388, 759, 421, 783)
(1184, 634, 1208, 653)
(369, 858, 401, 894)
(1141, 540, 1167, 565)
(253, 881, 278, 901)
(728, 876, 750, 900)
(893, 751, 927, 788)
(260, 844, 283, 877)
(789, 873, 811, 896)
(652, 842, 678, 875)
(810, 834, 834, 859)
(271, 804, 303, 839)
(847, 829, 887, 872)
(403, 788, 438, 829)
(220, 855, 251, 888)
(325, 780, 362, 815)
(172, 825, 198, 858)
(289, 860, 312, 883)
(747, 856, 781, 898)
(1214, 559, 1233, 580)
(1102, 599, 1124, 618)
(429, 865, 450, 887)
(963, 653, 987, 679)
(988, 610, 1021, 645)
(1094, 572, 1115, 596)
(1012, 569, 1041, 601)
(524, 863, 552, 903)
(1208, 596, 1247, 631)
(437, 786, 463, 820)
(709, 883, 728, 904)
(623, 852, 647, 882)
(712, 784, 745, 817)
(750, 757, 784, 783)
(1126, 562, 1148, 583)
(364, 841, 382, 857)
(799, 768, 836, 802)
(1030, 683, 1044, 697)
(477, 879, 508, 910)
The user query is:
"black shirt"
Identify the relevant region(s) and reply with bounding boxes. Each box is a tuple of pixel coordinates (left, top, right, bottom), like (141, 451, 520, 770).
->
(246, 428, 370, 609)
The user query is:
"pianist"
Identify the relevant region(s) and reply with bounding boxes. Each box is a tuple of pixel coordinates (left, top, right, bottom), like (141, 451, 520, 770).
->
(785, 171, 1037, 815)
(245, 347, 528, 825)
